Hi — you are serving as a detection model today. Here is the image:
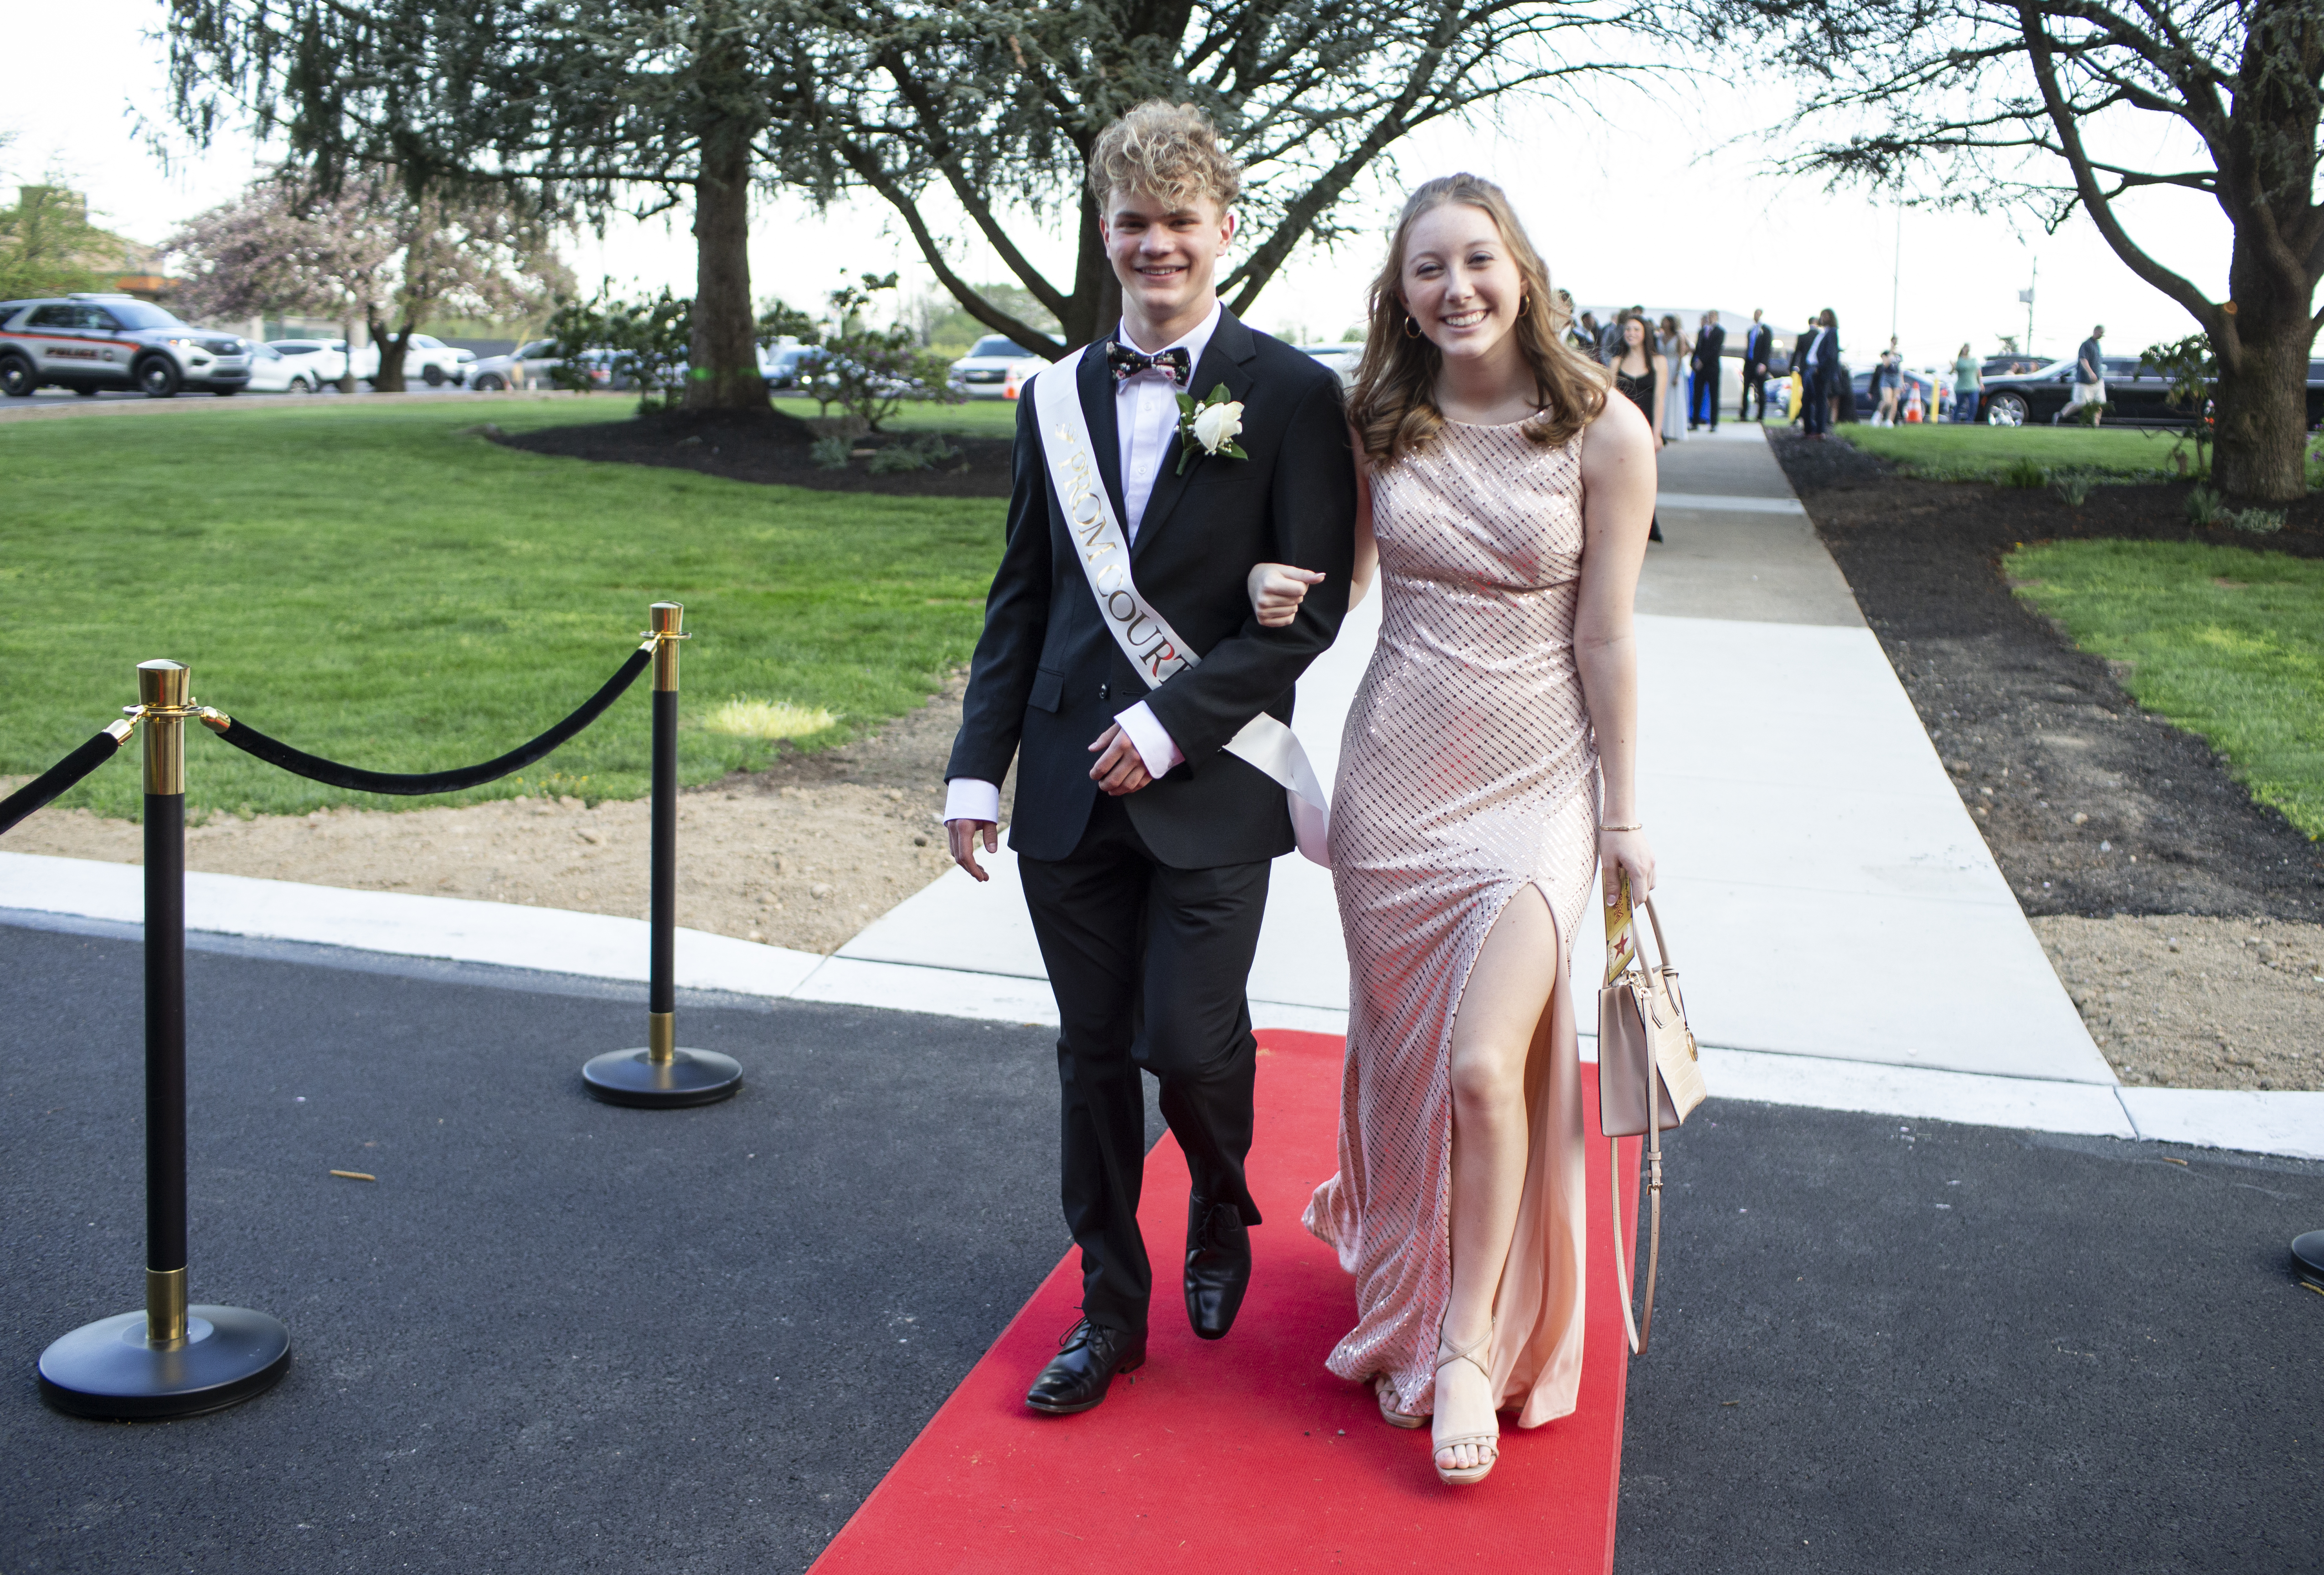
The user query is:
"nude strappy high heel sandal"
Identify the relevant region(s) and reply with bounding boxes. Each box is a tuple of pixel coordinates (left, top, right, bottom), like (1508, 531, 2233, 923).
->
(1431, 1331, 1501, 1486)
(1375, 1372, 1425, 1430)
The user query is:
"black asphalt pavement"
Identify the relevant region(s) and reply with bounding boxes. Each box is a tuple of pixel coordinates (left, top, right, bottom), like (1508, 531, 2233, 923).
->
(3, 916, 2319, 1574)
(1616, 1105, 2324, 1574)
(0, 919, 1070, 1575)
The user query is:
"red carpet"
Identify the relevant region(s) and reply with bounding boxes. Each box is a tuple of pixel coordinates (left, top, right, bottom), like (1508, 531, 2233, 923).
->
(811, 1029, 1640, 1574)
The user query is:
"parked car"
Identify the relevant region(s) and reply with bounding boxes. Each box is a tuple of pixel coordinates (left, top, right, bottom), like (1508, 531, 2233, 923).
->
(268, 339, 349, 383)
(467, 339, 567, 391)
(0, 294, 251, 397)
(1850, 366, 1940, 420)
(242, 341, 325, 394)
(1972, 355, 2255, 427)
(760, 342, 821, 391)
(950, 333, 1048, 397)
(1302, 343, 1363, 388)
(397, 333, 475, 386)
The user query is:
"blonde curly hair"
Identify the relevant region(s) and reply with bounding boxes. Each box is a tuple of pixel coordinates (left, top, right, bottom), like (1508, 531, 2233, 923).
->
(1087, 101, 1242, 211)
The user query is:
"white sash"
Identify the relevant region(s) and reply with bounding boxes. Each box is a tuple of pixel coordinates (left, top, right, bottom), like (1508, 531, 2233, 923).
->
(1032, 347, 1330, 865)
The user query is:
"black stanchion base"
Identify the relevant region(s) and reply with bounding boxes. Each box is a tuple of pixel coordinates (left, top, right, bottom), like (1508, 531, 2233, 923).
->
(37, 1306, 291, 1421)
(581, 1047, 743, 1108)
(2294, 1230, 2324, 1283)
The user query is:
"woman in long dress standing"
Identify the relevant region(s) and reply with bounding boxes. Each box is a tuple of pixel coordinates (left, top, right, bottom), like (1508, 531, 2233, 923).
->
(1656, 314, 1689, 443)
(1248, 173, 1658, 1487)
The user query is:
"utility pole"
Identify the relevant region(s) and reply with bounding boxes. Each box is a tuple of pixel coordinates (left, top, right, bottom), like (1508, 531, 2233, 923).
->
(1891, 206, 1902, 346)
(2022, 259, 2037, 359)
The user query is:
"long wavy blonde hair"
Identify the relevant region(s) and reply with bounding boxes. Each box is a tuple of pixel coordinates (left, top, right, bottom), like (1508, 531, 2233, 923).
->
(1350, 175, 1610, 467)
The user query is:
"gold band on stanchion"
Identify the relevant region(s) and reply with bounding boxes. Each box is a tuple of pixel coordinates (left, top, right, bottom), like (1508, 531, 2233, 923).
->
(36, 659, 292, 1421)
(581, 602, 742, 1108)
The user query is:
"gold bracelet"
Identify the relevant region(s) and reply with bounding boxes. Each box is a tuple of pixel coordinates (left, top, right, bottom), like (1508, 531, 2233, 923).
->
(1601, 821, 1644, 833)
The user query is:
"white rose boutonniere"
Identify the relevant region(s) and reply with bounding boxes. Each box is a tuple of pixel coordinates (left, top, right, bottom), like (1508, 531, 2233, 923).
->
(1175, 383, 1249, 475)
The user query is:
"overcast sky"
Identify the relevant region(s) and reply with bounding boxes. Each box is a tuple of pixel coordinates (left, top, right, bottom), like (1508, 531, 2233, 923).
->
(7, 0, 2257, 368)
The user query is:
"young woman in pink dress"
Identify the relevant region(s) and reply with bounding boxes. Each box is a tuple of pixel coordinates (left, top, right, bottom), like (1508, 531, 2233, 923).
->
(1248, 174, 1658, 1486)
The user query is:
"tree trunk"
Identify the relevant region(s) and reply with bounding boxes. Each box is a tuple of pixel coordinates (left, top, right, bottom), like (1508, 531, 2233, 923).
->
(2211, 294, 2316, 502)
(370, 314, 415, 393)
(1061, 183, 1120, 351)
(686, 124, 768, 412)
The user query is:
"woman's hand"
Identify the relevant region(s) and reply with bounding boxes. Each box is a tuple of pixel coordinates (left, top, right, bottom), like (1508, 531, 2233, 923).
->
(1599, 828, 1657, 907)
(1247, 562, 1325, 628)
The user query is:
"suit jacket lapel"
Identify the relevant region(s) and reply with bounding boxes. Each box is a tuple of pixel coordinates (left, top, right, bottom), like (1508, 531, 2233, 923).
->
(1133, 308, 1257, 565)
(1075, 341, 1129, 533)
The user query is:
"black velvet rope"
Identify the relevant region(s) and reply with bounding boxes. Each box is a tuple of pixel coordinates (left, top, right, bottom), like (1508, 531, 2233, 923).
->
(0, 730, 129, 837)
(204, 647, 652, 796)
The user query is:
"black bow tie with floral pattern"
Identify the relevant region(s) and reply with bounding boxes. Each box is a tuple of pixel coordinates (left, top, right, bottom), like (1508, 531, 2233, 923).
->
(1105, 341, 1191, 386)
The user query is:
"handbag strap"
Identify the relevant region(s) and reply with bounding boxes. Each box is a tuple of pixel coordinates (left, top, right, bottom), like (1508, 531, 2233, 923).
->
(1608, 1045, 1665, 1357)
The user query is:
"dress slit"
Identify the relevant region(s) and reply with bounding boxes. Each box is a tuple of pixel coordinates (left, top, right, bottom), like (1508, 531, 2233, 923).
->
(1303, 417, 1598, 1431)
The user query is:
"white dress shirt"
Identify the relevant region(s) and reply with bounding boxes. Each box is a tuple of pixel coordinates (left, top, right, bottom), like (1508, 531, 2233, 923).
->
(943, 304, 1221, 827)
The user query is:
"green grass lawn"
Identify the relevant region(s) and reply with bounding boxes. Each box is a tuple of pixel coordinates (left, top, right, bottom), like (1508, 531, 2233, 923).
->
(2009, 539, 2324, 837)
(0, 397, 1004, 820)
(1847, 422, 2190, 481)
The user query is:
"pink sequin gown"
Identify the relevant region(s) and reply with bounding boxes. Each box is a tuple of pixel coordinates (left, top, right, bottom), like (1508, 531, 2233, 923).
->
(1302, 418, 1596, 1428)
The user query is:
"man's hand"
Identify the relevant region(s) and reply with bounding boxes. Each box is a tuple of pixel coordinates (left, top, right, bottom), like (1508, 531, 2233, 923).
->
(1087, 724, 1154, 796)
(948, 818, 999, 881)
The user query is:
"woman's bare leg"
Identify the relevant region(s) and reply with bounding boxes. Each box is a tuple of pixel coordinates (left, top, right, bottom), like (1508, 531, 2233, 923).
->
(1434, 884, 1560, 1474)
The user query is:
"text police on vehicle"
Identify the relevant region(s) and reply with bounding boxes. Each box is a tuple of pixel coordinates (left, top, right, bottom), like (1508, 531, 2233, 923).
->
(0, 294, 254, 399)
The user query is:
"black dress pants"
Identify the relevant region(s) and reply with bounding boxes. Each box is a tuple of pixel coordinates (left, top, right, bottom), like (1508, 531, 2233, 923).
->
(1017, 790, 1271, 1338)
(1740, 365, 1765, 422)
(1803, 368, 1831, 435)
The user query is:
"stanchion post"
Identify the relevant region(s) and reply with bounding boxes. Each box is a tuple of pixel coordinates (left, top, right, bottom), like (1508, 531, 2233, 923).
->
(581, 603, 743, 1108)
(36, 660, 292, 1420)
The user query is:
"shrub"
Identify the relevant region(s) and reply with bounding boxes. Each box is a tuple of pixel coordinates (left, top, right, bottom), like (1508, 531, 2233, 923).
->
(800, 273, 965, 431)
(2052, 470, 2097, 507)
(867, 433, 962, 473)
(546, 285, 691, 412)
(2002, 456, 2050, 489)
(2231, 506, 2286, 535)
(2185, 483, 2232, 528)
(809, 435, 852, 469)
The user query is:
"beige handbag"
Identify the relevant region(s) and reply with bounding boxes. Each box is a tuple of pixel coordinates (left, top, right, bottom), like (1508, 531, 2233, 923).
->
(1598, 880, 1706, 1355)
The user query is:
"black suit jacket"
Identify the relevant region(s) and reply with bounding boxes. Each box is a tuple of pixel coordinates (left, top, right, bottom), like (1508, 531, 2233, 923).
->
(1691, 325, 1725, 373)
(1742, 324, 1773, 368)
(946, 309, 1357, 868)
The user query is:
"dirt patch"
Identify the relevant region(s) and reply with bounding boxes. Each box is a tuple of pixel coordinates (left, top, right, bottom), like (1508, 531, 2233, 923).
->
(495, 406, 1013, 498)
(2037, 915, 2324, 1090)
(1774, 431, 2324, 1088)
(3, 672, 1010, 957)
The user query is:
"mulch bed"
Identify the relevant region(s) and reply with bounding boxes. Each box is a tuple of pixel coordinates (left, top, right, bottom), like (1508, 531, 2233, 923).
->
(1771, 431, 2324, 921)
(496, 406, 1014, 498)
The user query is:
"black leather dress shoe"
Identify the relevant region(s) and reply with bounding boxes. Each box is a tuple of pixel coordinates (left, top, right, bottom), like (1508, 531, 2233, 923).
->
(1025, 1317, 1145, 1415)
(1184, 1195, 1252, 1341)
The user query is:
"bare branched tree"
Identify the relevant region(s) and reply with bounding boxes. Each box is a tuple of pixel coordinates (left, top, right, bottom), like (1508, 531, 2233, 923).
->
(798, 0, 1652, 355)
(1691, 0, 2324, 499)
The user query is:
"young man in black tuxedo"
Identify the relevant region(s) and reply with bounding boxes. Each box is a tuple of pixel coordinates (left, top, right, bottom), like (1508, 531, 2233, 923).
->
(1739, 309, 1773, 423)
(943, 101, 1356, 1415)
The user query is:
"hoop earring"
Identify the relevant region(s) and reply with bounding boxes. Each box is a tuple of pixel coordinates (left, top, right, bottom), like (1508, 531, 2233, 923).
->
(1402, 315, 1422, 340)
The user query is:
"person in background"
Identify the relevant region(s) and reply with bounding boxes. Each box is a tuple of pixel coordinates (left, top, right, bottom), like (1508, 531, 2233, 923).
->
(2058, 325, 2106, 424)
(1802, 309, 1840, 440)
(1610, 315, 1665, 542)
(1790, 316, 1817, 428)
(1952, 343, 1981, 423)
(1739, 309, 1772, 423)
(1572, 304, 1604, 360)
(1656, 313, 1689, 443)
(1690, 309, 1725, 430)
(1872, 338, 1903, 426)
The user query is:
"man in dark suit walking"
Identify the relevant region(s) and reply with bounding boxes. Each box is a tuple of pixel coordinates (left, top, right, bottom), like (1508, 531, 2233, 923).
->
(1738, 309, 1773, 423)
(944, 101, 1357, 1416)
(1689, 310, 1726, 429)
(1800, 308, 1840, 438)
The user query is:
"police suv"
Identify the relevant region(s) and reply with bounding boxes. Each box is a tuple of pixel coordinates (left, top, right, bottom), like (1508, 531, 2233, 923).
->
(0, 294, 252, 398)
